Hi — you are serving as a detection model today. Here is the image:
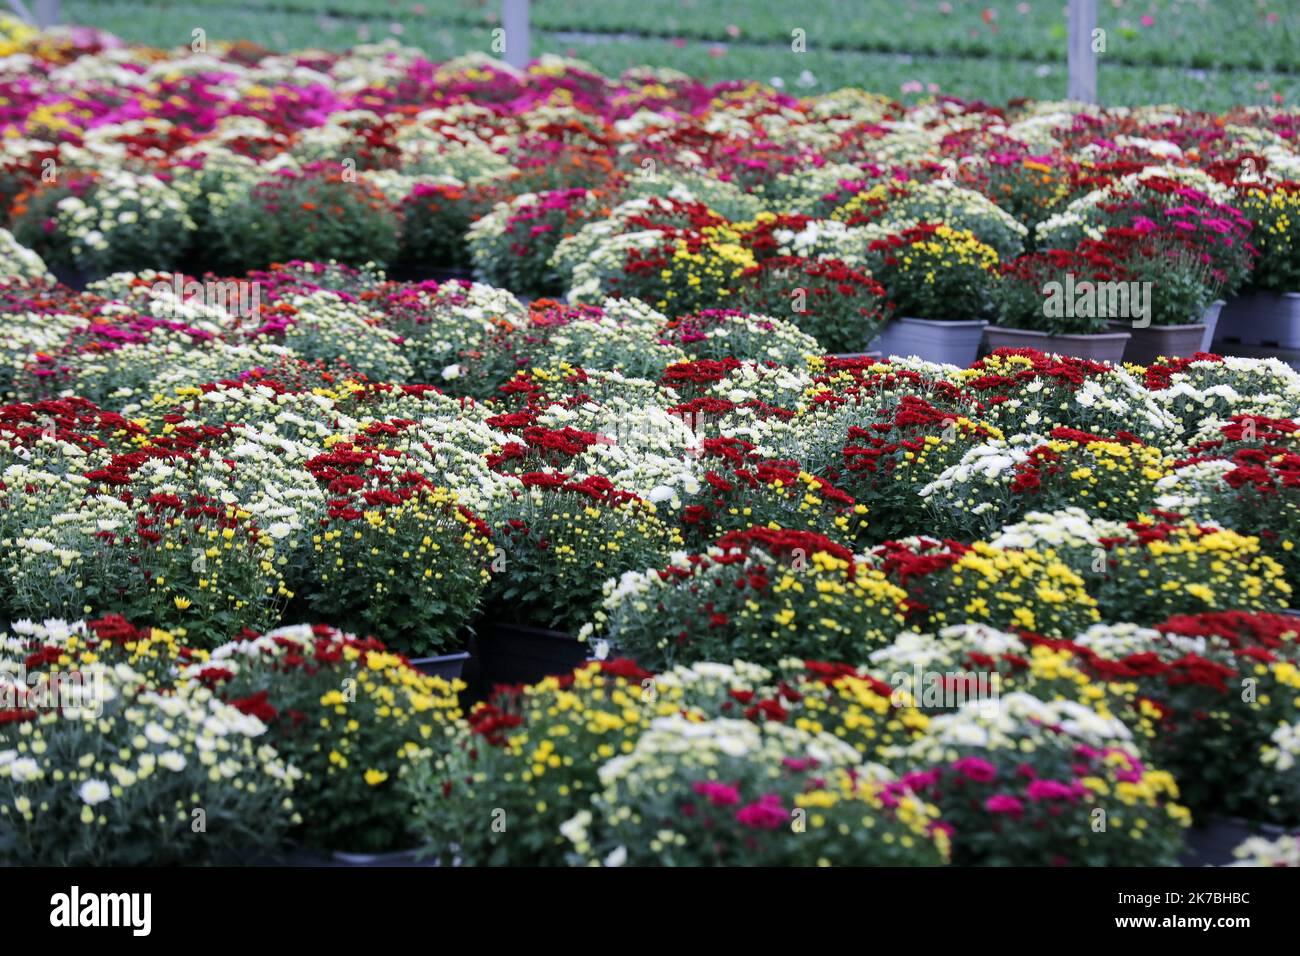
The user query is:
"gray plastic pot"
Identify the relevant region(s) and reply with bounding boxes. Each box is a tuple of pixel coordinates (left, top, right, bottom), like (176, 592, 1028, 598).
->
(1112, 321, 1207, 365)
(1215, 291, 1300, 349)
(826, 350, 885, 360)
(983, 326, 1130, 363)
(1199, 299, 1225, 352)
(868, 317, 988, 367)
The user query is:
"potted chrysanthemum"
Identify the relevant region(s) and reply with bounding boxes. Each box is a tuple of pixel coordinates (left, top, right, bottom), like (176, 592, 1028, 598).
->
(188, 623, 465, 864)
(985, 244, 1133, 362)
(1217, 180, 1300, 352)
(862, 223, 999, 366)
(1100, 223, 1234, 365)
(476, 473, 681, 685)
(733, 255, 891, 356)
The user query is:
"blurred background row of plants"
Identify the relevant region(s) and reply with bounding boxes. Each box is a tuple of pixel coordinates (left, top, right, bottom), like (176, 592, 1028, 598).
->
(58, 0, 1300, 110)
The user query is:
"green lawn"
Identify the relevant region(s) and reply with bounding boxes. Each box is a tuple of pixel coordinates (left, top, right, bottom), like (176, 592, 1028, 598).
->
(60, 0, 1300, 110)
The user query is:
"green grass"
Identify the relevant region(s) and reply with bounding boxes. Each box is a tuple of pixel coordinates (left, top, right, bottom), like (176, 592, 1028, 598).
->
(525, 0, 1300, 73)
(61, 1, 492, 55)
(60, 0, 1300, 110)
(533, 33, 1300, 110)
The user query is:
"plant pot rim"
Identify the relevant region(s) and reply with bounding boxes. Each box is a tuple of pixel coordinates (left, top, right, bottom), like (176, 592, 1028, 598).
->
(269, 844, 434, 866)
(1199, 815, 1295, 837)
(1109, 320, 1207, 332)
(894, 316, 989, 327)
(989, 326, 1131, 341)
(1235, 289, 1300, 300)
(407, 650, 471, 666)
(331, 846, 428, 865)
(481, 620, 578, 641)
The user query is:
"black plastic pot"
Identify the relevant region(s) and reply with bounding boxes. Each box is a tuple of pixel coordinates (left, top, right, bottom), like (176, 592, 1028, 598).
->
(1179, 816, 1295, 867)
(328, 847, 441, 867)
(408, 650, 470, 681)
(385, 265, 476, 284)
(267, 845, 440, 867)
(50, 264, 93, 291)
(474, 621, 590, 692)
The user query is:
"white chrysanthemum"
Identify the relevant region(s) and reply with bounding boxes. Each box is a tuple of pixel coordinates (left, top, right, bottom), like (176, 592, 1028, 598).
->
(78, 779, 111, 805)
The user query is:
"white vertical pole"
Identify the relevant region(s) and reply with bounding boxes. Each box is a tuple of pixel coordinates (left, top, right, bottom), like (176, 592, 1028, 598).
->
(502, 0, 531, 70)
(5, 2, 28, 24)
(1067, 0, 1098, 103)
